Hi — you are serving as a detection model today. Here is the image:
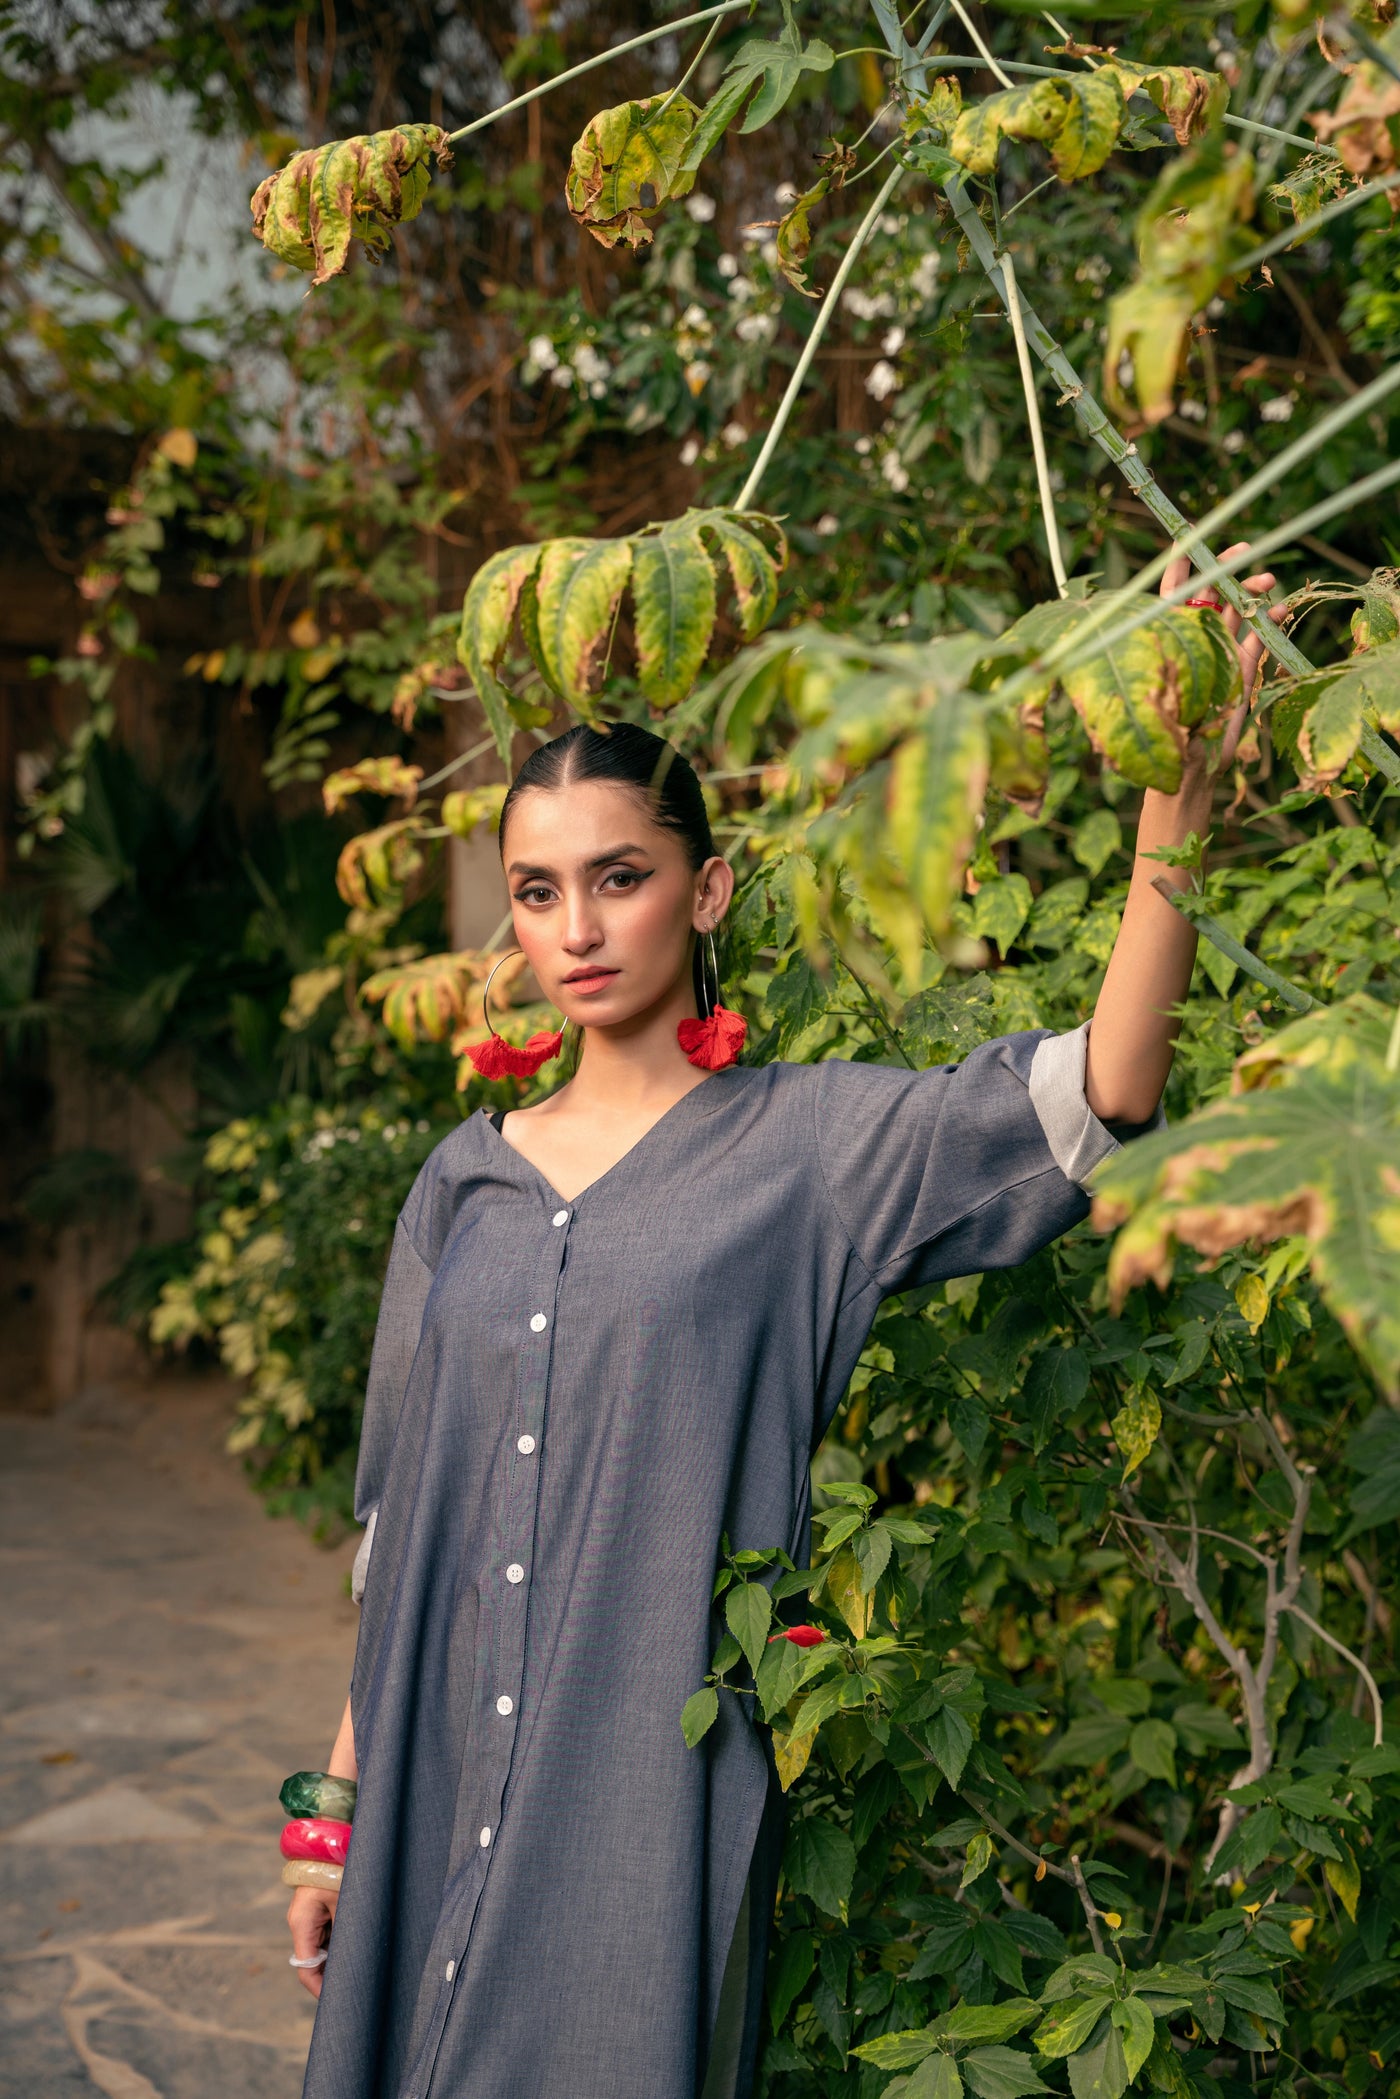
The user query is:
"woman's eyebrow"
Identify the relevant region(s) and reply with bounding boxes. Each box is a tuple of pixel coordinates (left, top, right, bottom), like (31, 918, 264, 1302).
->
(505, 844, 649, 879)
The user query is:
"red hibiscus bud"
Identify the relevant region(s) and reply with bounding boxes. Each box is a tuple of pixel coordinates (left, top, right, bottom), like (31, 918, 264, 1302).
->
(783, 1625, 827, 1648)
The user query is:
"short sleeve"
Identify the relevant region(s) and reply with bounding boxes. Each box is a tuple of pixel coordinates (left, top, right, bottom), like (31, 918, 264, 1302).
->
(814, 1021, 1160, 1297)
(350, 1215, 435, 1602)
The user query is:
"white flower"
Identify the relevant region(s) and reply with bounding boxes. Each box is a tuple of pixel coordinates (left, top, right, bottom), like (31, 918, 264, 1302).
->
(717, 253, 738, 278)
(572, 342, 609, 386)
(881, 452, 910, 493)
(721, 420, 749, 449)
(686, 193, 717, 223)
(1260, 394, 1295, 423)
(1206, 296, 1227, 319)
(550, 364, 575, 389)
(736, 311, 777, 343)
(881, 325, 906, 356)
(727, 274, 755, 302)
(888, 609, 911, 627)
(815, 513, 840, 537)
(589, 381, 607, 399)
(680, 437, 701, 466)
(911, 252, 940, 299)
(1223, 429, 1246, 453)
(527, 334, 557, 370)
(854, 435, 873, 456)
(865, 359, 901, 402)
(1178, 398, 1208, 423)
(680, 303, 708, 331)
(843, 286, 897, 320)
(774, 181, 799, 205)
(760, 239, 779, 268)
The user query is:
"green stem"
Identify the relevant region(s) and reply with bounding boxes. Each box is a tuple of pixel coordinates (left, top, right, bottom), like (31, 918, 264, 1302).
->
(734, 162, 905, 512)
(1150, 877, 1315, 1012)
(1000, 246, 1067, 593)
(945, 0, 1014, 88)
(654, 12, 727, 121)
(446, 2, 750, 144)
(1229, 171, 1400, 281)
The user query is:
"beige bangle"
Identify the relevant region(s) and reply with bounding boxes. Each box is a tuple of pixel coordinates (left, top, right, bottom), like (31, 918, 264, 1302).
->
(282, 1858, 344, 1892)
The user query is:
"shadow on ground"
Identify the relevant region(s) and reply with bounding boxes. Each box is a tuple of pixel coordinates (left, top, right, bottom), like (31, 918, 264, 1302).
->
(0, 1373, 359, 2097)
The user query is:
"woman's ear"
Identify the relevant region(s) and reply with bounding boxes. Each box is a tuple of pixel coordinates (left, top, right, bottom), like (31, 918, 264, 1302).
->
(693, 853, 735, 927)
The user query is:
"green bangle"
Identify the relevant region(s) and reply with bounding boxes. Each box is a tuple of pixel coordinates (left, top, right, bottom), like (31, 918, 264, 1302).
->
(280, 1771, 358, 1821)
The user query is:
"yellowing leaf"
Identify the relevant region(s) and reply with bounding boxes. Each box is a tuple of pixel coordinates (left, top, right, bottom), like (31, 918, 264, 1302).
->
(1047, 602, 1240, 793)
(1325, 1844, 1362, 1922)
(961, 1829, 995, 1889)
(1104, 140, 1255, 424)
(334, 815, 429, 910)
(565, 95, 700, 249)
(1094, 1004, 1400, 1397)
(1112, 1386, 1162, 1478)
(301, 645, 342, 684)
(157, 427, 198, 468)
(1099, 59, 1227, 145)
(251, 123, 452, 285)
(773, 1726, 818, 1791)
(1280, 637, 1400, 787)
(1289, 1913, 1315, 1952)
(456, 509, 786, 735)
(950, 74, 1124, 183)
(440, 784, 506, 841)
(362, 947, 512, 1049)
(1309, 33, 1400, 181)
(288, 609, 322, 649)
(887, 695, 990, 953)
(822, 1543, 875, 1638)
(322, 756, 422, 815)
(773, 175, 829, 297)
(1234, 1273, 1270, 1330)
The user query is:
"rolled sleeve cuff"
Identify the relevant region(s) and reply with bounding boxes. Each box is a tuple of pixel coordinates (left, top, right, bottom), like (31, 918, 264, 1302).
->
(1029, 1021, 1166, 1190)
(350, 1506, 378, 1606)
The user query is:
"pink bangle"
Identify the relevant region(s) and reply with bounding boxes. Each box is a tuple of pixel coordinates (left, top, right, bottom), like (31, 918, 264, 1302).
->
(281, 1817, 352, 1866)
(1185, 592, 1221, 609)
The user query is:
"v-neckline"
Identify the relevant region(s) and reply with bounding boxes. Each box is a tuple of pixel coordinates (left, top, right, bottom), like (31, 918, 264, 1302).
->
(479, 1070, 735, 1209)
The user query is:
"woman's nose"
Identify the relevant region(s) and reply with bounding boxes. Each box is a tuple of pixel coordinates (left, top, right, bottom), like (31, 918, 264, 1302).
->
(560, 889, 603, 952)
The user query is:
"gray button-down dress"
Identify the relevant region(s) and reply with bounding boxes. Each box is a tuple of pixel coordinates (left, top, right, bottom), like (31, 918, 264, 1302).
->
(304, 1025, 1145, 2099)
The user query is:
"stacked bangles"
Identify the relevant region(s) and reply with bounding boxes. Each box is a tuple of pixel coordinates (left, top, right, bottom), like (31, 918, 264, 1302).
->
(280, 1770, 357, 1899)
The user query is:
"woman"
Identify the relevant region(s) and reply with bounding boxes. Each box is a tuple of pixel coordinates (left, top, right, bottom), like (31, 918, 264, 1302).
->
(286, 553, 1275, 2099)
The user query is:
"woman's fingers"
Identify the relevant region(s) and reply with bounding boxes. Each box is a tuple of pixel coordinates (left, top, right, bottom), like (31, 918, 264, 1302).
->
(288, 1887, 336, 2000)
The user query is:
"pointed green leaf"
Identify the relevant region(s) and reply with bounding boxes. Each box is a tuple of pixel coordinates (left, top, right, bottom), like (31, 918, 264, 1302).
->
(767, 1927, 816, 2032)
(1111, 1999, 1155, 2082)
(930, 1705, 976, 1792)
(909, 2055, 966, 2099)
(783, 1814, 857, 1916)
(680, 22, 835, 173)
(1068, 2022, 1130, 2099)
(1129, 1718, 1178, 1786)
(532, 536, 633, 710)
(1037, 1999, 1114, 2061)
(1112, 1388, 1162, 1480)
(963, 2048, 1054, 2099)
(853, 2027, 940, 2070)
(938, 2002, 1041, 2045)
(725, 1577, 773, 1676)
(680, 1685, 719, 1747)
(631, 521, 717, 709)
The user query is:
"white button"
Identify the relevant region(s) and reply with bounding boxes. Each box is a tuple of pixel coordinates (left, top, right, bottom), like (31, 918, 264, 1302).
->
(479, 1826, 492, 1847)
(529, 1312, 547, 1332)
(496, 1694, 513, 1716)
(552, 1209, 569, 1227)
(445, 1960, 455, 1981)
(517, 1434, 536, 1455)
(506, 1562, 525, 1584)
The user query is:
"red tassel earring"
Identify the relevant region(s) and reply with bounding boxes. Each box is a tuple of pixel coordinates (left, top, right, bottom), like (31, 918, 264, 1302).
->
(677, 925, 747, 1072)
(461, 951, 563, 1080)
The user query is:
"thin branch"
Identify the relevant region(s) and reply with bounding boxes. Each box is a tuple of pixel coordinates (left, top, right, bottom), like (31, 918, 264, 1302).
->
(1150, 877, 1316, 1013)
(1271, 264, 1360, 397)
(654, 11, 726, 122)
(1001, 247, 1068, 594)
(1068, 1856, 1108, 1957)
(1283, 1602, 1385, 1747)
(946, 0, 1014, 88)
(446, 3, 750, 145)
(735, 163, 905, 511)
(1228, 172, 1400, 282)
(1116, 1510, 1275, 1573)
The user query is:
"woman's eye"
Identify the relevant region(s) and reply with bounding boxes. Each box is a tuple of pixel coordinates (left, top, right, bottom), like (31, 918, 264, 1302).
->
(517, 884, 554, 905)
(603, 868, 645, 890)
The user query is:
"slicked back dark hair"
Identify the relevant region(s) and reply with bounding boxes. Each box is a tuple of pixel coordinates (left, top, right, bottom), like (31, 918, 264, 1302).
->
(498, 723, 719, 1011)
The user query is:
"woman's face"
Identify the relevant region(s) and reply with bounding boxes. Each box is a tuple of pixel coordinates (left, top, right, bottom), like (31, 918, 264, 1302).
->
(501, 779, 733, 1031)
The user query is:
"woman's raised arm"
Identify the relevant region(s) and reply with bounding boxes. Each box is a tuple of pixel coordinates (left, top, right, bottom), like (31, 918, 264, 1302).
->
(1085, 543, 1280, 1126)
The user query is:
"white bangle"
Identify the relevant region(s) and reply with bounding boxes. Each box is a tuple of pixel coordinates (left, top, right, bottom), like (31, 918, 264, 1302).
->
(289, 1950, 329, 1969)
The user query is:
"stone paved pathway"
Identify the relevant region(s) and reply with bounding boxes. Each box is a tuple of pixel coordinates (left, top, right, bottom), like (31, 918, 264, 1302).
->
(0, 1375, 360, 2097)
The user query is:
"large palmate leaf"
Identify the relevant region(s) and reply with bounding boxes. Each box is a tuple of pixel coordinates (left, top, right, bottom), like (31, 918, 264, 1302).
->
(988, 596, 1241, 792)
(951, 74, 1126, 183)
(565, 95, 700, 249)
(1104, 139, 1256, 424)
(456, 509, 786, 757)
(251, 124, 452, 284)
(1093, 998, 1400, 1396)
(678, 6, 835, 174)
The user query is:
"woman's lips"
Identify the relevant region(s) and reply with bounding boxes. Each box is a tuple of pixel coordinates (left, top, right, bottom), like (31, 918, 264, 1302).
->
(561, 969, 619, 995)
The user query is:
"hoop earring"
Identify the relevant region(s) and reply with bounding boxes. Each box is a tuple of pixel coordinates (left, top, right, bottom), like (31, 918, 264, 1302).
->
(677, 921, 747, 1072)
(461, 950, 564, 1080)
